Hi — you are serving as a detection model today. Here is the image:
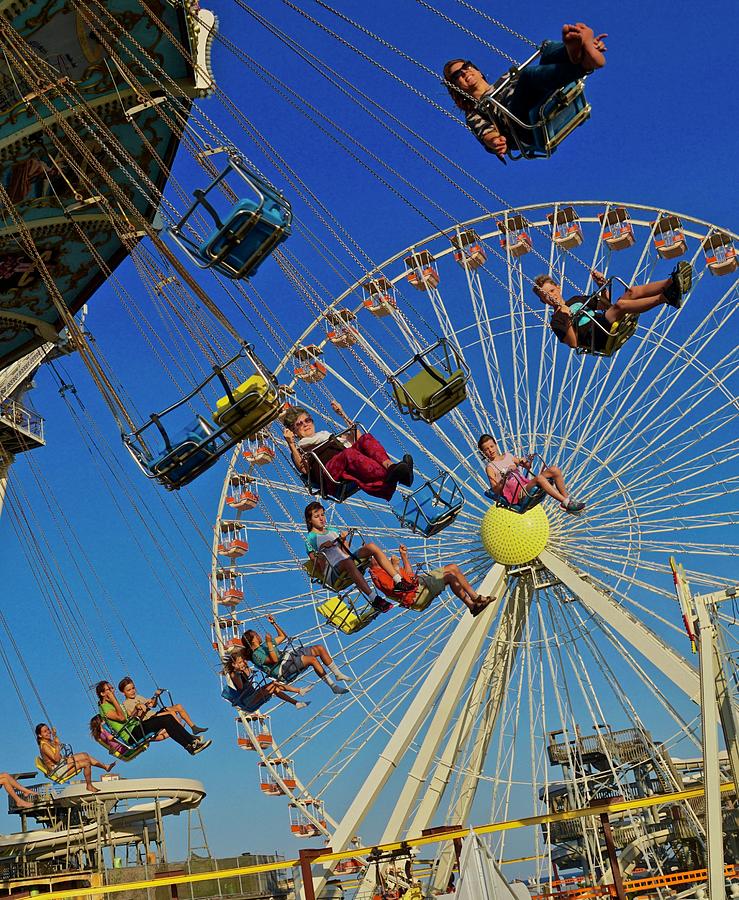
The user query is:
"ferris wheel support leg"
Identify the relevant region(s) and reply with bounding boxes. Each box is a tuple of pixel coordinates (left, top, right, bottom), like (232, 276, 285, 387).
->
(306, 564, 506, 900)
(429, 573, 535, 896)
(352, 565, 511, 897)
(693, 591, 725, 900)
(538, 551, 699, 701)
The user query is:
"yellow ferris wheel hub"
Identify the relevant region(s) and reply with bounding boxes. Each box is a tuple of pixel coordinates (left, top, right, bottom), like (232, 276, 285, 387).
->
(480, 504, 550, 565)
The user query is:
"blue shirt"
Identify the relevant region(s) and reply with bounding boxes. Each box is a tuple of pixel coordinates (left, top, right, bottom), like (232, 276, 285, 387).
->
(305, 527, 341, 556)
(251, 643, 281, 678)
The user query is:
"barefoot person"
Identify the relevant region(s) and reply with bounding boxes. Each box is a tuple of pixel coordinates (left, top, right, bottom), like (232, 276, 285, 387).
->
(284, 400, 413, 501)
(444, 23, 607, 159)
(478, 434, 585, 514)
(533, 264, 692, 352)
(35, 722, 115, 792)
(0, 771, 38, 808)
(118, 677, 208, 737)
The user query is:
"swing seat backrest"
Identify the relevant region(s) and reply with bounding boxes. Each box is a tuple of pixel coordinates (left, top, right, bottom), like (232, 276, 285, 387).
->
(393, 477, 463, 537)
(145, 416, 222, 489)
(300, 434, 360, 503)
(484, 485, 546, 514)
(35, 756, 76, 784)
(304, 555, 368, 591)
(317, 595, 378, 634)
(200, 193, 290, 279)
(212, 374, 281, 440)
(392, 364, 467, 424)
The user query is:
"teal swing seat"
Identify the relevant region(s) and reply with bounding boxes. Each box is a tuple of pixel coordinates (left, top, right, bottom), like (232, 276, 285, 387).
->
(124, 345, 283, 490)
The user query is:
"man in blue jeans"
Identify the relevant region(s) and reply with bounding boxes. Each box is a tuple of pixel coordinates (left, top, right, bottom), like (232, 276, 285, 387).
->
(443, 23, 607, 158)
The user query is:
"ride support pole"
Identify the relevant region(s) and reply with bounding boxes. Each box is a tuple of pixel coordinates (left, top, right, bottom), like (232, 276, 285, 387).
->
(591, 800, 626, 900)
(299, 847, 331, 900)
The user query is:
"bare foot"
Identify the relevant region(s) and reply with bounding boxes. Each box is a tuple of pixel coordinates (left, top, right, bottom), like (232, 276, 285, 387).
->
(87, 784, 100, 794)
(562, 23, 584, 65)
(15, 797, 34, 808)
(103, 762, 116, 772)
(573, 23, 607, 71)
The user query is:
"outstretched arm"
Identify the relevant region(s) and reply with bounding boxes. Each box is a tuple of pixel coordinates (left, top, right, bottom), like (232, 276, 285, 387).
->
(330, 400, 354, 427)
(591, 269, 611, 303)
(266, 615, 288, 647)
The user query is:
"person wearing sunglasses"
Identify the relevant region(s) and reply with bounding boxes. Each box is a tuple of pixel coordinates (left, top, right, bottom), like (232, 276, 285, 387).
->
(443, 23, 607, 159)
(283, 400, 413, 501)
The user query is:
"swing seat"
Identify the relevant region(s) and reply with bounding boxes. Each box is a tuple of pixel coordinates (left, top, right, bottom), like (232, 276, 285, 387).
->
(393, 472, 463, 537)
(409, 582, 435, 611)
(212, 374, 281, 441)
(98, 710, 152, 757)
(392, 365, 466, 423)
(93, 735, 148, 763)
(484, 486, 546, 514)
(529, 80, 590, 156)
(145, 416, 222, 489)
(221, 683, 270, 713)
(300, 430, 361, 503)
(304, 556, 369, 592)
(35, 756, 77, 784)
(390, 340, 469, 424)
(168, 156, 292, 280)
(317, 595, 379, 634)
(582, 314, 639, 358)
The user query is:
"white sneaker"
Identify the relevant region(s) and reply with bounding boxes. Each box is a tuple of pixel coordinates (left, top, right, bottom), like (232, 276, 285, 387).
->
(295, 701, 311, 709)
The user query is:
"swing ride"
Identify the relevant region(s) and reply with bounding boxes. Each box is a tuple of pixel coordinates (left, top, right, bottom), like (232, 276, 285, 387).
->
(0, 3, 737, 900)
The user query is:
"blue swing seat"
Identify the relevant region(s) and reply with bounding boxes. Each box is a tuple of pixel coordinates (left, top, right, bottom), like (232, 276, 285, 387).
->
(393, 472, 464, 537)
(475, 45, 591, 160)
(168, 154, 292, 280)
(484, 485, 546, 514)
(145, 415, 224, 487)
(222, 683, 270, 714)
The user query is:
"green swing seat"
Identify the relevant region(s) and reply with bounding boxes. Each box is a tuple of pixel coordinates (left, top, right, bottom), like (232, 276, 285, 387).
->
(390, 339, 469, 424)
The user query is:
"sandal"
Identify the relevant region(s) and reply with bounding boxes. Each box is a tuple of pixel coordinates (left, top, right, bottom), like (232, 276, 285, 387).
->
(664, 261, 692, 309)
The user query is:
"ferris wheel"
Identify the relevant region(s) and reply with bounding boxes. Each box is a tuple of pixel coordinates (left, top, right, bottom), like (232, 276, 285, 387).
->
(210, 200, 739, 896)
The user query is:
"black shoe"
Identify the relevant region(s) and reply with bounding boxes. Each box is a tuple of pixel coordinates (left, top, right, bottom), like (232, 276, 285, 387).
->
(664, 261, 692, 309)
(386, 461, 411, 487)
(370, 597, 393, 612)
(402, 453, 415, 487)
(188, 738, 212, 755)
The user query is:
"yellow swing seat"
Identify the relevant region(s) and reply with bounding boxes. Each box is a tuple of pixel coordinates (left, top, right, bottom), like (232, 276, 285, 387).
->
(35, 756, 77, 784)
(317, 595, 379, 634)
(213, 374, 281, 440)
(390, 340, 469, 424)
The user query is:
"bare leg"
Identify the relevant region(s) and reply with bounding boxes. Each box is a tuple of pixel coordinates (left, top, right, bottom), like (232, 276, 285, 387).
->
(300, 654, 327, 678)
(0, 774, 34, 808)
(531, 466, 569, 503)
(336, 557, 373, 595)
(163, 703, 194, 729)
(605, 278, 674, 323)
(70, 756, 97, 793)
(307, 644, 333, 667)
(355, 542, 396, 578)
(274, 690, 298, 706)
(442, 564, 486, 610)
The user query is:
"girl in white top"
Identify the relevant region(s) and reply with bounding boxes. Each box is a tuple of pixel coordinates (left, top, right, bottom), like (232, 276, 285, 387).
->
(477, 434, 585, 513)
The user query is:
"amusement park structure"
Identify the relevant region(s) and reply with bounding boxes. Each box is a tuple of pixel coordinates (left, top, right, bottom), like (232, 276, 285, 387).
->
(0, 3, 737, 900)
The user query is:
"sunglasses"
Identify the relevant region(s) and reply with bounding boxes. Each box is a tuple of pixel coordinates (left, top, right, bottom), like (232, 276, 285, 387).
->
(295, 416, 314, 427)
(448, 61, 476, 83)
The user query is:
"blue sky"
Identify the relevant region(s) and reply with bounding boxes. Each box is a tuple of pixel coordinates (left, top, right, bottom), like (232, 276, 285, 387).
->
(1, 0, 737, 868)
